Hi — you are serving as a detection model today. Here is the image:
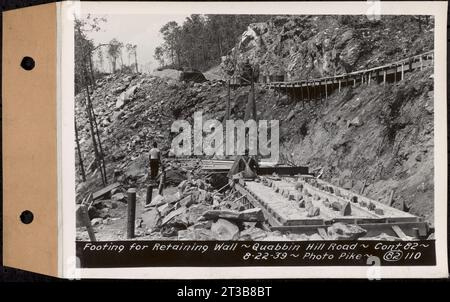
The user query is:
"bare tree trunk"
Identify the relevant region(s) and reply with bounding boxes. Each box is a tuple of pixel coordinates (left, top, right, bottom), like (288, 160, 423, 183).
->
(74, 117, 86, 182)
(82, 62, 106, 186)
(88, 51, 96, 89)
(134, 52, 139, 73)
(89, 99, 108, 185)
(217, 34, 223, 57)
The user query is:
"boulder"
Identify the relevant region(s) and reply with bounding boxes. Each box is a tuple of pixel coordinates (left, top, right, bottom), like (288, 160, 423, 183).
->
(307, 206, 320, 217)
(161, 206, 187, 226)
(179, 70, 207, 83)
(331, 201, 342, 211)
(116, 85, 139, 109)
(179, 194, 195, 208)
(148, 194, 166, 207)
(178, 228, 214, 240)
(202, 209, 240, 221)
(238, 208, 265, 222)
(374, 208, 384, 215)
(327, 223, 367, 240)
(211, 219, 240, 240)
(347, 116, 363, 127)
(239, 227, 268, 240)
(340, 202, 352, 216)
(141, 208, 161, 230)
(91, 218, 103, 226)
(112, 193, 126, 202)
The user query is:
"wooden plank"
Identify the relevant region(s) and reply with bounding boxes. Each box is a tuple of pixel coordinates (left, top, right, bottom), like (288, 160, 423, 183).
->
(272, 221, 428, 238)
(391, 225, 412, 241)
(262, 51, 433, 91)
(317, 228, 330, 240)
(235, 184, 282, 227)
(93, 182, 121, 200)
(388, 189, 395, 206)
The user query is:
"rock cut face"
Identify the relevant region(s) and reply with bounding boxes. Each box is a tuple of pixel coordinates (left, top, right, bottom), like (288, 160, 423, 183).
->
(229, 15, 433, 82)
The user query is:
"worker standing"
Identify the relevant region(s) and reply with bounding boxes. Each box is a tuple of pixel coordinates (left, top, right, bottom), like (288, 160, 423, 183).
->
(149, 142, 161, 180)
(227, 148, 258, 180)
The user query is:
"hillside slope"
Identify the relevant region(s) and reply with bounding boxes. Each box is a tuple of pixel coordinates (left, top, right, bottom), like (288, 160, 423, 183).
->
(75, 15, 435, 225)
(231, 15, 433, 80)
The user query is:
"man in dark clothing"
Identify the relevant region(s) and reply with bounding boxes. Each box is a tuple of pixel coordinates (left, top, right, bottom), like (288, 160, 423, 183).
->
(149, 142, 161, 180)
(241, 59, 253, 83)
(227, 149, 259, 179)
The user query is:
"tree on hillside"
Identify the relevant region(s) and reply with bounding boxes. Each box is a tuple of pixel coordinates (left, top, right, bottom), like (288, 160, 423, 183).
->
(74, 15, 107, 91)
(107, 38, 123, 73)
(96, 48, 106, 73)
(126, 43, 139, 73)
(154, 46, 165, 67)
(74, 15, 108, 186)
(154, 14, 271, 71)
(160, 21, 182, 66)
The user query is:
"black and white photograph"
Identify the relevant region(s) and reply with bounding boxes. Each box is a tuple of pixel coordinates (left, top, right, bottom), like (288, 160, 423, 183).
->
(64, 1, 447, 276)
(75, 11, 435, 240)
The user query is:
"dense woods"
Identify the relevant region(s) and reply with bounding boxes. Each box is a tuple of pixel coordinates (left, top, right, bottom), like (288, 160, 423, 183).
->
(154, 14, 270, 71)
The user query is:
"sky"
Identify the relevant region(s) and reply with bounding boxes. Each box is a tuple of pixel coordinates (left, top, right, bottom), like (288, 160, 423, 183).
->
(84, 14, 189, 72)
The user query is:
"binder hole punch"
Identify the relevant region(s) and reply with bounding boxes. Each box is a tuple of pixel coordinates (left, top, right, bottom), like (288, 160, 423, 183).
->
(20, 210, 34, 224)
(20, 56, 35, 71)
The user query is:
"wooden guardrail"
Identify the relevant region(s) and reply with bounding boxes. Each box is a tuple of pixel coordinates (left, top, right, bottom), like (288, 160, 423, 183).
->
(265, 50, 434, 101)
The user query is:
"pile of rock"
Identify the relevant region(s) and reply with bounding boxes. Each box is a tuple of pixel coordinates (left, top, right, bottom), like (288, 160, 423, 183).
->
(134, 178, 272, 240)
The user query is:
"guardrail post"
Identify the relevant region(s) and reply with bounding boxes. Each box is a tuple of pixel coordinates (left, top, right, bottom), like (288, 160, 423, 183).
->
(127, 188, 136, 239)
(401, 64, 404, 81)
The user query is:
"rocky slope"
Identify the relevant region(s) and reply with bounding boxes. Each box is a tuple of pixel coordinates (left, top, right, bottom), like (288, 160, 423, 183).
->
(231, 15, 433, 81)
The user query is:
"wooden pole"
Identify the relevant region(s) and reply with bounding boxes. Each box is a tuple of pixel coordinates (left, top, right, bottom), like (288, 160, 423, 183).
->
(388, 189, 395, 206)
(359, 179, 367, 195)
(394, 65, 397, 82)
(325, 80, 328, 99)
(368, 73, 371, 85)
(226, 79, 231, 120)
(158, 171, 166, 195)
(300, 82, 304, 100)
(251, 70, 257, 122)
(74, 118, 86, 182)
(338, 79, 341, 92)
(78, 204, 96, 241)
(383, 70, 387, 85)
(146, 185, 153, 206)
(89, 100, 107, 185)
(292, 83, 296, 102)
(306, 82, 310, 100)
(127, 188, 137, 239)
(401, 64, 404, 81)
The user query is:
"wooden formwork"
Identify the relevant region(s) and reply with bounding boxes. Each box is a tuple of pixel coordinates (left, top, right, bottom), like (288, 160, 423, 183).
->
(234, 177, 429, 239)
